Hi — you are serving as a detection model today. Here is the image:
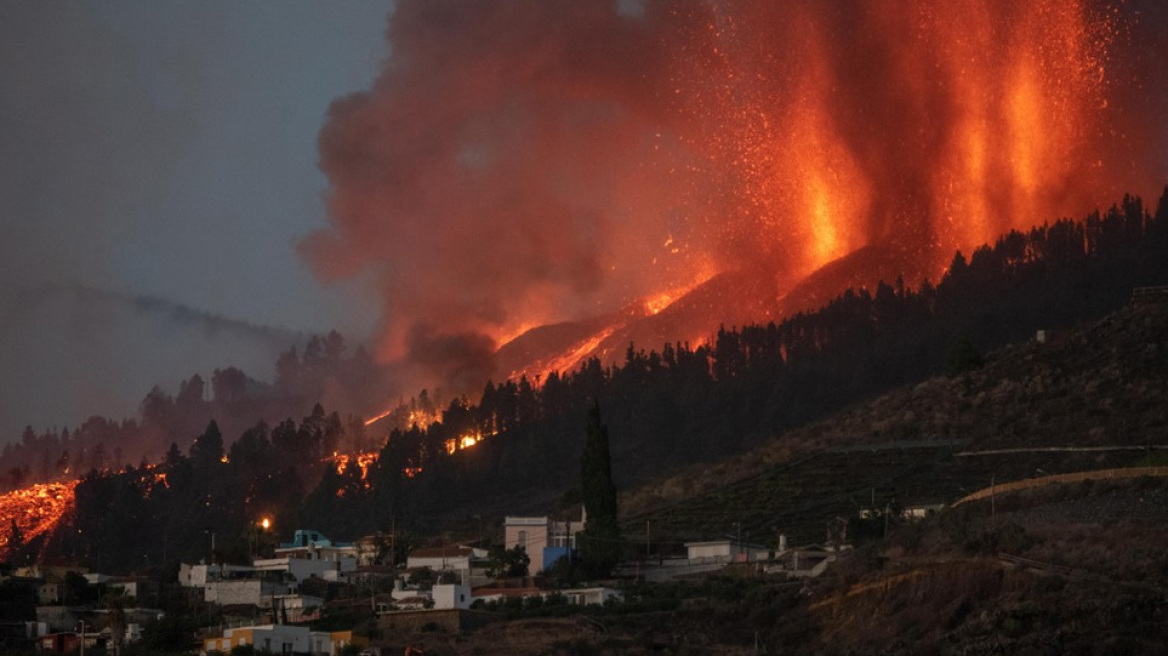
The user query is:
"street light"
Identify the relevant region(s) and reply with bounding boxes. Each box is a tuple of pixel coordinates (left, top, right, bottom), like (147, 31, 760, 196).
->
(251, 518, 272, 561)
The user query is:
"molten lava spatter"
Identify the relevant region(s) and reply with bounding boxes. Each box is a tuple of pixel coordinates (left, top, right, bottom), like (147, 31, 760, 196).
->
(309, 0, 1160, 401)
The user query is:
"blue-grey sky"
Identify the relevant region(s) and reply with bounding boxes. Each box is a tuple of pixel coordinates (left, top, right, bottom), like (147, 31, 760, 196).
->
(0, 1, 391, 439)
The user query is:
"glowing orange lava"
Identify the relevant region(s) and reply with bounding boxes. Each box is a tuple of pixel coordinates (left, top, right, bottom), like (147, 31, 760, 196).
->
(0, 480, 79, 560)
(363, 408, 394, 427)
(509, 324, 620, 383)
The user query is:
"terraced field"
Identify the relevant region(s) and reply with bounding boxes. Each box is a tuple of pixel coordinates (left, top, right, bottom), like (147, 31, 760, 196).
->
(628, 444, 1155, 549)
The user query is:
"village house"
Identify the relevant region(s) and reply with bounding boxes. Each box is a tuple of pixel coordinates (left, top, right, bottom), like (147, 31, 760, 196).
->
(469, 583, 621, 607)
(267, 593, 325, 623)
(180, 529, 357, 614)
(202, 575, 292, 606)
(252, 554, 349, 583)
(503, 510, 585, 574)
(404, 545, 487, 580)
(354, 534, 390, 566)
(276, 529, 359, 565)
(767, 546, 840, 578)
(37, 629, 108, 654)
(684, 539, 771, 563)
(179, 562, 255, 588)
(201, 624, 352, 655)
(37, 581, 61, 605)
(106, 575, 151, 600)
(343, 564, 396, 588)
(432, 583, 473, 610)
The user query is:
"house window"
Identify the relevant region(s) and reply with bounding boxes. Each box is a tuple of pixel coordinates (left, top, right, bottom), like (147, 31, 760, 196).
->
(517, 530, 526, 548)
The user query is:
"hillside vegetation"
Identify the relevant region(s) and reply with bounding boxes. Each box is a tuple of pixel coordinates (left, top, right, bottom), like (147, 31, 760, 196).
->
(5, 190, 1165, 573)
(623, 295, 1168, 531)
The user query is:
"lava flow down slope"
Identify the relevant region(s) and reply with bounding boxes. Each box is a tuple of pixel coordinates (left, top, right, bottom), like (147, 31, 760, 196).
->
(302, 0, 1167, 392)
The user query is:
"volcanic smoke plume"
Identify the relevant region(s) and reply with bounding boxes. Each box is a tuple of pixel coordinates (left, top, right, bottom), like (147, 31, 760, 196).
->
(302, 0, 1167, 391)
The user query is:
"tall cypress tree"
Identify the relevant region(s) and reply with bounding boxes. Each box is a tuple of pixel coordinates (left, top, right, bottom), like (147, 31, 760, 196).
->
(578, 400, 622, 577)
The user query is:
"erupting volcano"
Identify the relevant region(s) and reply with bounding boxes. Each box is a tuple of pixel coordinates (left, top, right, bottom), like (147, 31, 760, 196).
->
(302, 0, 1166, 397)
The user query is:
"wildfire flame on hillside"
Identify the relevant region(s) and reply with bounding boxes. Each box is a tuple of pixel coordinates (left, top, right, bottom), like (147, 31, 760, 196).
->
(330, 451, 377, 480)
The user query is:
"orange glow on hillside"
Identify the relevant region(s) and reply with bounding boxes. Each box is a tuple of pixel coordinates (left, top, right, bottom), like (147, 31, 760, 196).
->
(0, 480, 79, 559)
(330, 451, 377, 480)
(509, 324, 619, 383)
(306, 0, 1149, 397)
(444, 429, 489, 455)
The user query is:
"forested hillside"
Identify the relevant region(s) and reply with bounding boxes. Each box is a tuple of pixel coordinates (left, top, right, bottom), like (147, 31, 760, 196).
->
(9, 190, 1168, 572)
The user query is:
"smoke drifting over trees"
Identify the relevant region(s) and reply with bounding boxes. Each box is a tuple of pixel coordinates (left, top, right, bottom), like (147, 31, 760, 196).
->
(303, 0, 1168, 395)
(0, 2, 388, 441)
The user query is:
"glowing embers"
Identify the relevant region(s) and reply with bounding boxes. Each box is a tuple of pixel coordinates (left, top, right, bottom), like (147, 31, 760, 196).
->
(0, 480, 79, 559)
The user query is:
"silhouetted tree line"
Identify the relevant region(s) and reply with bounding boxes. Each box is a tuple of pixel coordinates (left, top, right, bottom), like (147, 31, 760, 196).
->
(45, 403, 352, 572)
(1, 330, 386, 493)
(352, 189, 1168, 533)
(33, 189, 1168, 571)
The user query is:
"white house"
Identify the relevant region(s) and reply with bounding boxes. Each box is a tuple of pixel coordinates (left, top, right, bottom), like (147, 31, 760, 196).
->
(203, 579, 291, 606)
(432, 583, 472, 610)
(178, 563, 254, 588)
(253, 556, 348, 583)
(684, 540, 770, 563)
(563, 587, 621, 606)
(405, 545, 485, 577)
(269, 594, 324, 623)
(504, 512, 585, 574)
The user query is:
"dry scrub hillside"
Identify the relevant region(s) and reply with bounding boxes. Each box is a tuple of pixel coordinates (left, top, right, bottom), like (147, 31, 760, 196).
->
(624, 298, 1168, 517)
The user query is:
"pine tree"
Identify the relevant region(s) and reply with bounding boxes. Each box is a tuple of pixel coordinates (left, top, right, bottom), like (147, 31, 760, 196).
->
(190, 421, 224, 468)
(578, 400, 622, 577)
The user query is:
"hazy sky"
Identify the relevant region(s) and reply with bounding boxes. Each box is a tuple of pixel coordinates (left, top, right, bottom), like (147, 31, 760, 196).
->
(0, 2, 391, 439)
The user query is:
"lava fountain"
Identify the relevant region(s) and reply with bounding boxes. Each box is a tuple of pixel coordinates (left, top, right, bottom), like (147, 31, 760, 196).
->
(305, 0, 1163, 393)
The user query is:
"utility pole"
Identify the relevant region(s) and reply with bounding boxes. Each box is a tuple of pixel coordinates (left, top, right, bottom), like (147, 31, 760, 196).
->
(79, 620, 85, 656)
(645, 520, 651, 559)
(389, 516, 396, 567)
(990, 474, 996, 518)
